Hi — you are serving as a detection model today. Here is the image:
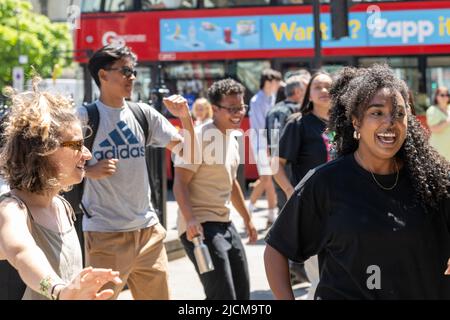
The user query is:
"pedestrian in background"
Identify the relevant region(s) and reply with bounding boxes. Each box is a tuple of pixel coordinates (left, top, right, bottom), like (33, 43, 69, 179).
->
(271, 71, 333, 299)
(426, 86, 450, 161)
(266, 72, 311, 211)
(266, 72, 312, 288)
(0, 80, 122, 300)
(192, 97, 213, 127)
(248, 68, 282, 228)
(174, 79, 257, 300)
(265, 64, 450, 299)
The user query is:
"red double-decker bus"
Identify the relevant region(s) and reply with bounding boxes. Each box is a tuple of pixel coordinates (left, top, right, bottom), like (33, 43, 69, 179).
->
(74, 0, 450, 181)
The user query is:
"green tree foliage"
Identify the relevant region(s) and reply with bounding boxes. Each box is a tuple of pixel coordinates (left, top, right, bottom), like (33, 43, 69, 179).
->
(0, 0, 73, 88)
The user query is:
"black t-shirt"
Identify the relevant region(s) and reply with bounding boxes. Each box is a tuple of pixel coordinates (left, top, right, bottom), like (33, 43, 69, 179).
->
(278, 113, 334, 185)
(266, 154, 450, 299)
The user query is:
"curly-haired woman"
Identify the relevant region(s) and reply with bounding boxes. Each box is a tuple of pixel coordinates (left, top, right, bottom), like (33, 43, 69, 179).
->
(264, 64, 450, 299)
(0, 80, 122, 300)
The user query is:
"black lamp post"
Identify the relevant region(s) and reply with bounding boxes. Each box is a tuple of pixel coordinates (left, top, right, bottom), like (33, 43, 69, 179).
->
(312, 0, 322, 70)
(148, 64, 169, 228)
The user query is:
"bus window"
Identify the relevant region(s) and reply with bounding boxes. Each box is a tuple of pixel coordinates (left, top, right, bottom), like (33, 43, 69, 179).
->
(359, 57, 423, 112)
(237, 61, 271, 96)
(278, 0, 306, 4)
(281, 0, 404, 3)
(141, 0, 197, 9)
(81, 0, 102, 12)
(427, 56, 450, 110)
(104, 0, 135, 12)
(203, 0, 270, 8)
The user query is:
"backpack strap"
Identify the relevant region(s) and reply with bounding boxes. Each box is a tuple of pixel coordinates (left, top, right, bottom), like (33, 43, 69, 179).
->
(127, 102, 149, 141)
(126, 102, 159, 212)
(78, 102, 99, 218)
(84, 102, 100, 151)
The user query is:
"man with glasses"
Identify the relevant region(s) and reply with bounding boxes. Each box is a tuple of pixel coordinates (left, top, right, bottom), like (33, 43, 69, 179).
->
(76, 45, 196, 299)
(173, 79, 257, 300)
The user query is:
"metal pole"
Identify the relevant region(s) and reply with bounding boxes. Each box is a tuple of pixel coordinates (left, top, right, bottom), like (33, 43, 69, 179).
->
(148, 63, 168, 228)
(313, 0, 322, 70)
(83, 63, 93, 103)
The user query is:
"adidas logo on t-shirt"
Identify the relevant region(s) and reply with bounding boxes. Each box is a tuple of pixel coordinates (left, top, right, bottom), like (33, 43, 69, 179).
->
(94, 121, 145, 161)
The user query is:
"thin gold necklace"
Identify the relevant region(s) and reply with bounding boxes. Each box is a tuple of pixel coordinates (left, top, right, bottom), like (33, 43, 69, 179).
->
(354, 151, 399, 191)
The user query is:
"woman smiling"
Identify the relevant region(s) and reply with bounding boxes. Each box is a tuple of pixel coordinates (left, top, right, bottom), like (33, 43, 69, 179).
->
(0, 79, 122, 300)
(265, 64, 450, 300)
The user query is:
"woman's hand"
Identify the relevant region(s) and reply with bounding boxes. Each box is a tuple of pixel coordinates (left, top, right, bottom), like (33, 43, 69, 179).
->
(58, 267, 122, 300)
(245, 219, 258, 244)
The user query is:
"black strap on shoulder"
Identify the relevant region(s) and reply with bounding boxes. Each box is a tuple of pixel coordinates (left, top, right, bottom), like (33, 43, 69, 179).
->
(78, 102, 99, 218)
(127, 102, 149, 140)
(84, 102, 100, 151)
(126, 102, 159, 213)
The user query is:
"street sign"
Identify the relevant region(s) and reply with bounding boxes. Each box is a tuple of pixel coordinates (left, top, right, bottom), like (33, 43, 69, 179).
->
(12, 66, 24, 92)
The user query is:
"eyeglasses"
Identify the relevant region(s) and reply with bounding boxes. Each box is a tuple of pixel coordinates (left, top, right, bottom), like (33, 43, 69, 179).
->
(215, 104, 248, 115)
(438, 93, 449, 98)
(105, 66, 137, 78)
(60, 139, 84, 152)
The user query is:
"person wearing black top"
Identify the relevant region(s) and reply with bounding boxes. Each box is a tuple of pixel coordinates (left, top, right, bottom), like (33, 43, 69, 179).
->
(265, 64, 450, 299)
(272, 71, 333, 298)
(274, 72, 334, 198)
(266, 74, 311, 287)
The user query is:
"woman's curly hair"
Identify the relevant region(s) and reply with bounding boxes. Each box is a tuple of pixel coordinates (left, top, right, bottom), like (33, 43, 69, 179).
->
(0, 77, 80, 194)
(328, 64, 450, 211)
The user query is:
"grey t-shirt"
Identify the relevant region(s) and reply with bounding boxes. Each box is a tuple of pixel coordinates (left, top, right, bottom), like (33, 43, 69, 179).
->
(77, 100, 181, 232)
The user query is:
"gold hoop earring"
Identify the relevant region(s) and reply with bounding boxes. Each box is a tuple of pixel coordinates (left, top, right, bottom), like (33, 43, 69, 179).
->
(353, 130, 360, 140)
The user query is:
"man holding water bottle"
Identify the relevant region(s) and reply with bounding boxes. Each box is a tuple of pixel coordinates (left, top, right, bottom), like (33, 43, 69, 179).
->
(173, 78, 257, 300)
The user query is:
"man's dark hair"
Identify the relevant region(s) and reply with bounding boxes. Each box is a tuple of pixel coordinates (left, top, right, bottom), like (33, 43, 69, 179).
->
(259, 68, 282, 90)
(88, 45, 137, 88)
(208, 78, 245, 106)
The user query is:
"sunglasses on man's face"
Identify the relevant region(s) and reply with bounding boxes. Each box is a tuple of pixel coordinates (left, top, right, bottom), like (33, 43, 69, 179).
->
(105, 66, 137, 78)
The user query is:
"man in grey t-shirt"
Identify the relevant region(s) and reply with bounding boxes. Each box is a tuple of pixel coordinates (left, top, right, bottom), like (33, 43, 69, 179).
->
(79, 45, 195, 299)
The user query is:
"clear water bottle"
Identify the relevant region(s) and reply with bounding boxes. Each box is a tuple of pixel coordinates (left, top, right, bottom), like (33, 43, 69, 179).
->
(192, 236, 214, 274)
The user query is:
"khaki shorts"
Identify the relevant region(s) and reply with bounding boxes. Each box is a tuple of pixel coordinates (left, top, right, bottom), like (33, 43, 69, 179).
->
(85, 223, 170, 300)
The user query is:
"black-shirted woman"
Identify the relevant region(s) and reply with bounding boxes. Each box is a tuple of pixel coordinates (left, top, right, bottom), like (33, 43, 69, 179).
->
(264, 64, 450, 300)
